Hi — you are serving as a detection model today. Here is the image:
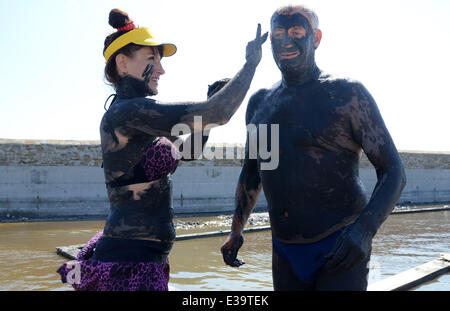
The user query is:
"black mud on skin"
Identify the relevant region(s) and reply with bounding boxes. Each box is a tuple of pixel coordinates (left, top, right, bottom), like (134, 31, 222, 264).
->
(142, 64, 154, 84)
(247, 72, 405, 243)
(271, 12, 313, 33)
(271, 13, 317, 85)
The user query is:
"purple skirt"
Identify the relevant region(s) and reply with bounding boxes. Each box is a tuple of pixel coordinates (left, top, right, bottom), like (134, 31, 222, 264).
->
(57, 231, 170, 291)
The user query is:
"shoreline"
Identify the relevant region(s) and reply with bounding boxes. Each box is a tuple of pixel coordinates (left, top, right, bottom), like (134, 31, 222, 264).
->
(1, 203, 448, 224)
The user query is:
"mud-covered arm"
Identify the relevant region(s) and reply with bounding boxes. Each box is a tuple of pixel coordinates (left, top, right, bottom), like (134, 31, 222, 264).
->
(221, 92, 264, 267)
(167, 79, 231, 161)
(113, 25, 268, 138)
(168, 130, 210, 162)
(325, 82, 406, 273)
(349, 82, 406, 235)
(233, 157, 263, 228)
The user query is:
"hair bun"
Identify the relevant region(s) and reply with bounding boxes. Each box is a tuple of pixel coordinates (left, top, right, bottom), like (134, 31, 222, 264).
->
(109, 8, 132, 29)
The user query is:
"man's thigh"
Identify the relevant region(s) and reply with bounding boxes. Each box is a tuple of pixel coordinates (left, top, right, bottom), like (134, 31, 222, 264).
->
(315, 255, 370, 291)
(272, 249, 314, 291)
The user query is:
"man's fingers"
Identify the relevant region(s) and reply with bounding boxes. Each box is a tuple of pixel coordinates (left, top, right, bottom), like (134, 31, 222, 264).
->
(233, 258, 245, 267)
(221, 247, 245, 267)
(222, 247, 238, 265)
(324, 236, 343, 261)
(343, 254, 361, 272)
(325, 242, 348, 271)
(329, 253, 352, 274)
(343, 249, 365, 272)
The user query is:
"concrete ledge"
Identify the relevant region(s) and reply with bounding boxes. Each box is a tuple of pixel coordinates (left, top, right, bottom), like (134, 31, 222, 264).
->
(1, 139, 449, 169)
(1, 139, 450, 219)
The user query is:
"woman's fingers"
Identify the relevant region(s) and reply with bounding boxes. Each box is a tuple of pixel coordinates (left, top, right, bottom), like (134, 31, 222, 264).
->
(261, 32, 268, 44)
(246, 24, 267, 65)
(256, 23, 261, 41)
(255, 24, 268, 45)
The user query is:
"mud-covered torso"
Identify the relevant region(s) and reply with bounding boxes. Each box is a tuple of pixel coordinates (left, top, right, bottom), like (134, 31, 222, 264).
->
(99, 77, 179, 243)
(249, 73, 368, 243)
(102, 174, 176, 242)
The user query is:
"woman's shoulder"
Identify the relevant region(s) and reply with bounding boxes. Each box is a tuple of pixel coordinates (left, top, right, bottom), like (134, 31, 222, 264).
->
(104, 96, 157, 121)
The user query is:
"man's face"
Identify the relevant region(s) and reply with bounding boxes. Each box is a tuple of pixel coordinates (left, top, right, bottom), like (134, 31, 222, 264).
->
(271, 11, 316, 76)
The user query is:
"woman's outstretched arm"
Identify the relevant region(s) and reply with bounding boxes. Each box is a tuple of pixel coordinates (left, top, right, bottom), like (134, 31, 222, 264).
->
(110, 24, 268, 137)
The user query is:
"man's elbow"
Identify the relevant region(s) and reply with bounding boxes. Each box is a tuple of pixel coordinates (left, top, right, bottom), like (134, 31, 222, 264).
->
(379, 161, 407, 190)
(390, 161, 407, 192)
(399, 164, 407, 191)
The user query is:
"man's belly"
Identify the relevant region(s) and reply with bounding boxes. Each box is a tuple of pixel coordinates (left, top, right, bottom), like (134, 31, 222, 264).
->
(260, 157, 367, 243)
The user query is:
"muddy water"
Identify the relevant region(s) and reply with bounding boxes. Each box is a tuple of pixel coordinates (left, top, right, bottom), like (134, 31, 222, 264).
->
(0, 209, 448, 291)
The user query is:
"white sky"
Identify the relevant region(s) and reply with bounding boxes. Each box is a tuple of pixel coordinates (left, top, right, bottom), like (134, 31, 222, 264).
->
(0, 0, 449, 151)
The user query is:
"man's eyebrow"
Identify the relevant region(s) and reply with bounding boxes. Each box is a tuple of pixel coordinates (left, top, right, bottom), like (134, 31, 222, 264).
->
(273, 12, 314, 31)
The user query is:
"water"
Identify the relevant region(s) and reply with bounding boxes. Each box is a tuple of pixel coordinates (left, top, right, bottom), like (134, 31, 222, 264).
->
(0, 207, 448, 291)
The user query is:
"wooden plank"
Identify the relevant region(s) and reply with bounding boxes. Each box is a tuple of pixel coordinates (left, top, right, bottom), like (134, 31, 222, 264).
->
(367, 253, 450, 291)
(391, 206, 450, 215)
(56, 244, 84, 260)
(56, 226, 271, 260)
(175, 226, 271, 241)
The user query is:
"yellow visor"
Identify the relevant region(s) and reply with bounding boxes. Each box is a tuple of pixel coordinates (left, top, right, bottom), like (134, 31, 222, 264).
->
(103, 27, 177, 62)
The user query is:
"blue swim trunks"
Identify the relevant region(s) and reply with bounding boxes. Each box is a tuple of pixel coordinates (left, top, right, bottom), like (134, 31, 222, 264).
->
(272, 227, 347, 284)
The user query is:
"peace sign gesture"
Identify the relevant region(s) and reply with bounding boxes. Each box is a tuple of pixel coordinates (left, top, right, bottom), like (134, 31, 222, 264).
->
(246, 23, 269, 66)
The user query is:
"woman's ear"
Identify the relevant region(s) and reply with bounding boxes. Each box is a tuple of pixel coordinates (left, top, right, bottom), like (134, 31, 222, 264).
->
(314, 29, 322, 49)
(115, 53, 128, 76)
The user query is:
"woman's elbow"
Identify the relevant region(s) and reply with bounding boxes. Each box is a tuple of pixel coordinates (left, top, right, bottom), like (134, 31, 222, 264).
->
(207, 115, 228, 126)
(216, 118, 229, 126)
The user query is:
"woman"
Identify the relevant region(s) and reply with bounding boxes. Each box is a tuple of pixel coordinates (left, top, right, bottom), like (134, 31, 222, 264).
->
(57, 9, 267, 291)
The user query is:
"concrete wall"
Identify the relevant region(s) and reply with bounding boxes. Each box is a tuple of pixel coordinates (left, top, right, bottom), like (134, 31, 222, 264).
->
(1, 139, 449, 219)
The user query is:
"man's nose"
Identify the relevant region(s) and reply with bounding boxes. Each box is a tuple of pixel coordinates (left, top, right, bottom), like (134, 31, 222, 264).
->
(281, 34, 294, 47)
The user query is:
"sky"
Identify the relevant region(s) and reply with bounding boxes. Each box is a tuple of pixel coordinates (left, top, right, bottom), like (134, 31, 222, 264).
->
(0, 0, 449, 151)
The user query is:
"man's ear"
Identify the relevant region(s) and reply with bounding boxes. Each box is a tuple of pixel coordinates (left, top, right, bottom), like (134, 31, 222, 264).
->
(314, 29, 322, 49)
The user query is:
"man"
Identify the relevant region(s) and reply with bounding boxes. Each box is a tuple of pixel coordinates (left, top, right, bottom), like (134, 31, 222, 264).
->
(220, 5, 406, 290)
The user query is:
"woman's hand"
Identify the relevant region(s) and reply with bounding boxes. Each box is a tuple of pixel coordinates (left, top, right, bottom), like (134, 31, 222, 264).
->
(246, 24, 268, 67)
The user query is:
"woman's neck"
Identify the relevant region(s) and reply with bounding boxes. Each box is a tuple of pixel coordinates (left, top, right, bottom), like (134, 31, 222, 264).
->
(116, 75, 154, 98)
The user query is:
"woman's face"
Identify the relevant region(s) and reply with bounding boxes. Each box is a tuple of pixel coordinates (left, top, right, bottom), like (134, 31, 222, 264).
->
(117, 46, 165, 95)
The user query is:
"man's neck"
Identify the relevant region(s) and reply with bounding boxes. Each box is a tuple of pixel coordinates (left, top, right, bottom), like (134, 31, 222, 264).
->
(281, 63, 320, 87)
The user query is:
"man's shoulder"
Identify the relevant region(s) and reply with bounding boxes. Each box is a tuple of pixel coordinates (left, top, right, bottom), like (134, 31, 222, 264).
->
(246, 87, 271, 116)
(318, 71, 362, 88)
(318, 71, 368, 100)
(249, 87, 272, 101)
(248, 81, 281, 104)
